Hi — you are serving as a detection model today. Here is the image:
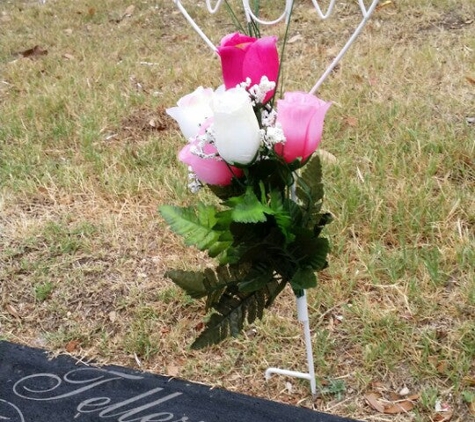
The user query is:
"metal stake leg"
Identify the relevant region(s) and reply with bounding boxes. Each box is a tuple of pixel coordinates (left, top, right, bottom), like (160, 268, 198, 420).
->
(265, 291, 317, 397)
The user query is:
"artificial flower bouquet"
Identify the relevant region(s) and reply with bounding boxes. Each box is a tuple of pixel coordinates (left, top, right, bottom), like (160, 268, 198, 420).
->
(160, 32, 332, 349)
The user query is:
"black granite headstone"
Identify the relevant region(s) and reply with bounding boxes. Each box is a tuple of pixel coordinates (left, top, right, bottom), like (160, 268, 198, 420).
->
(0, 341, 358, 422)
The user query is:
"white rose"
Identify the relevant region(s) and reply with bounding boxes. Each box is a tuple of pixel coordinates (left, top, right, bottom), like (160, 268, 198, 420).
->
(166, 86, 214, 140)
(211, 87, 260, 165)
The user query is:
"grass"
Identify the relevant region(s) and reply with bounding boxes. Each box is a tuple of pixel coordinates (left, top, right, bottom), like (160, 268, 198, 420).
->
(1, 0, 474, 420)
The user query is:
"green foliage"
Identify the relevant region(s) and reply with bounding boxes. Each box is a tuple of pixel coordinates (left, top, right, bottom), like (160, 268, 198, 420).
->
(164, 270, 211, 299)
(296, 155, 324, 226)
(167, 262, 262, 346)
(225, 187, 271, 223)
(320, 379, 347, 401)
(191, 283, 283, 349)
(166, 264, 287, 349)
(34, 282, 54, 302)
(159, 203, 231, 259)
(161, 153, 332, 348)
(462, 390, 475, 404)
(290, 267, 317, 291)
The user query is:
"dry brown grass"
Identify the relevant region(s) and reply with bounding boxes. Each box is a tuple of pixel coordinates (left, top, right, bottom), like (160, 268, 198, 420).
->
(1, 1, 474, 421)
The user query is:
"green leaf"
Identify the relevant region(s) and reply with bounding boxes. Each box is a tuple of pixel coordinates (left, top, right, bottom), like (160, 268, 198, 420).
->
(207, 181, 245, 200)
(164, 267, 233, 310)
(203, 267, 230, 310)
(290, 267, 317, 291)
(167, 263, 290, 349)
(269, 190, 294, 243)
(290, 228, 330, 271)
(214, 209, 233, 231)
(225, 187, 271, 223)
(226, 222, 287, 267)
(288, 199, 303, 226)
(305, 237, 330, 271)
(296, 155, 324, 224)
(313, 212, 334, 237)
(159, 204, 230, 256)
(164, 270, 209, 299)
(238, 263, 274, 293)
(191, 275, 286, 349)
(301, 155, 324, 200)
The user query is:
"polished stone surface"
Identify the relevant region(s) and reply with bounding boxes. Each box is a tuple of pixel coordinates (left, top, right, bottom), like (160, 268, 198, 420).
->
(0, 341, 358, 422)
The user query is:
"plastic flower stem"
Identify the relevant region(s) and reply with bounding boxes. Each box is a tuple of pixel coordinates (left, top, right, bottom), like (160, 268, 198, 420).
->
(205, 0, 225, 13)
(224, 0, 247, 35)
(247, 16, 261, 38)
(228, 163, 246, 188)
(274, 0, 294, 106)
(298, 292, 317, 396)
(243, 0, 292, 26)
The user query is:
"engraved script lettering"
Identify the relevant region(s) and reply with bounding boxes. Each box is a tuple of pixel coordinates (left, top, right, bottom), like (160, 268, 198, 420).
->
(0, 399, 25, 422)
(13, 368, 143, 401)
(75, 387, 182, 421)
(10, 369, 206, 422)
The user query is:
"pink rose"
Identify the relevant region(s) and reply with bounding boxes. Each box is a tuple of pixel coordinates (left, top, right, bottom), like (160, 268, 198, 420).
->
(179, 140, 243, 186)
(218, 32, 279, 103)
(275, 92, 331, 164)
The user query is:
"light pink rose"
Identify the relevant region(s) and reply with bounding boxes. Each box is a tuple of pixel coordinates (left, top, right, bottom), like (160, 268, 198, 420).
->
(179, 140, 243, 186)
(275, 92, 331, 164)
(218, 32, 279, 103)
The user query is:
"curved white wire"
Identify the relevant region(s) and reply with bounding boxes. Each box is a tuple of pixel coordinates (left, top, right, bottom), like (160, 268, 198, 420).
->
(173, 0, 218, 52)
(311, 0, 337, 20)
(173, 0, 381, 92)
(358, 0, 369, 15)
(205, 0, 225, 14)
(242, 0, 293, 25)
(309, 0, 380, 94)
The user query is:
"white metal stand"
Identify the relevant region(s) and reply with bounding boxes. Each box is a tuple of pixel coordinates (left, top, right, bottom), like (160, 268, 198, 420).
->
(173, 0, 380, 94)
(172, 0, 380, 396)
(265, 291, 317, 396)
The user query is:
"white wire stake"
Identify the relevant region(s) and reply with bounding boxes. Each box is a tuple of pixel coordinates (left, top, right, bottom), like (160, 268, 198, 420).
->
(265, 182, 317, 397)
(173, 0, 380, 92)
(173, 0, 218, 53)
(309, 0, 380, 94)
(265, 291, 317, 397)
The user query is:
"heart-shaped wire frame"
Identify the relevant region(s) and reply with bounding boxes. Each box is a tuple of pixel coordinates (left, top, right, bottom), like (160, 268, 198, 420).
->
(172, 0, 380, 94)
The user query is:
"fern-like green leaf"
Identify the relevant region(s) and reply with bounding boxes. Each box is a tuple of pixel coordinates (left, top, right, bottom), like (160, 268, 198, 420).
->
(165, 268, 234, 311)
(297, 155, 323, 203)
(164, 270, 209, 299)
(191, 277, 286, 349)
(290, 267, 317, 291)
(159, 204, 230, 255)
(238, 263, 274, 293)
(296, 155, 324, 225)
(269, 190, 294, 243)
(313, 212, 334, 237)
(290, 228, 330, 271)
(306, 237, 330, 271)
